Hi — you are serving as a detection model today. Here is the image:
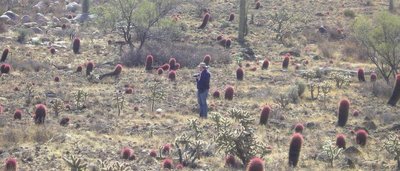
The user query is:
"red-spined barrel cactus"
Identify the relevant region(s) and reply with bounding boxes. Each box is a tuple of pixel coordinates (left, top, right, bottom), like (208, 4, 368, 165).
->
(162, 143, 171, 155)
(125, 87, 133, 94)
(86, 62, 94, 76)
(337, 99, 350, 127)
(261, 59, 269, 70)
(228, 13, 235, 21)
(289, 133, 303, 167)
(225, 155, 236, 168)
(203, 55, 211, 65)
(294, 124, 304, 133)
(145, 55, 153, 71)
(72, 38, 80, 54)
(352, 110, 359, 117)
(1, 48, 9, 62)
(355, 129, 368, 146)
(388, 74, 400, 106)
(259, 106, 271, 125)
(357, 68, 365, 82)
(236, 68, 244, 81)
(60, 117, 70, 126)
(76, 65, 83, 72)
(54, 76, 60, 82)
(0, 63, 11, 74)
(168, 70, 176, 81)
(50, 47, 56, 55)
(198, 13, 210, 29)
(217, 35, 223, 41)
(255, 1, 261, 9)
(157, 68, 163, 75)
(169, 58, 177, 70)
(246, 157, 264, 171)
(34, 104, 46, 124)
(224, 86, 234, 100)
(370, 72, 377, 82)
(5, 158, 17, 171)
(225, 39, 232, 48)
(14, 109, 22, 120)
(176, 164, 183, 169)
(336, 134, 346, 149)
(149, 150, 157, 158)
(113, 64, 122, 75)
(121, 147, 134, 160)
(161, 64, 170, 71)
(162, 158, 173, 169)
(213, 90, 220, 98)
(282, 56, 289, 69)
(175, 63, 180, 70)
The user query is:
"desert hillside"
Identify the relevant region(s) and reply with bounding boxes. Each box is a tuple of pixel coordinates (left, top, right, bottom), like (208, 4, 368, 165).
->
(1, 0, 400, 170)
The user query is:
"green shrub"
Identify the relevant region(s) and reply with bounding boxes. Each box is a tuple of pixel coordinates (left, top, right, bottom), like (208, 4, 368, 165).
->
(344, 9, 355, 18)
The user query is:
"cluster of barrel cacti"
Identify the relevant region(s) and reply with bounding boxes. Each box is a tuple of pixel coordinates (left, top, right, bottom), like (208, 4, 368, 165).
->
(216, 35, 231, 48)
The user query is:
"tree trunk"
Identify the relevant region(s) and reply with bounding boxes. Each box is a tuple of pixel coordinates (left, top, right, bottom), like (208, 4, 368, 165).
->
(238, 0, 247, 44)
(389, 0, 394, 12)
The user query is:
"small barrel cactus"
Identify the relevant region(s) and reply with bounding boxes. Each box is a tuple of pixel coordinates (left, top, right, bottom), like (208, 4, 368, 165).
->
(50, 47, 56, 55)
(217, 35, 223, 41)
(289, 133, 303, 167)
(113, 64, 123, 75)
(246, 157, 264, 171)
(336, 134, 346, 149)
(388, 74, 400, 106)
(225, 39, 232, 48)
(370, 72, 377, 82)
(175, 63, 180, 70)
(261, 59, 269, 70)
(60, 117, 70, 126)
(203, 55, 211, 65)
(236, 68, 244, 81)
(157, 68, 163, 75)
(34, 104, 46, 124)
(72, 38, 80, 54)
(259, 106, 271, 125)
(125, 88, 133, 94)
(145, 55, 153, 71)
(337, 99, 350, 127)
(176, 164, 184, 169)
(357, 68, 365, 82)
(162, 143, 171, 155)
(161, 64, 170, 71)
(355, 129, 368, 146)
(225, 155, 236, 168)
(169, 58, 177, 70)
(76, 65, 83, 72)
(224, 86, 234, 100)
(54, 76, 60, 82)
(1, 48, 9, 62)
(294, 124, 304, 133)
(86, 62, 94, 76)
(149, 150, 157, 158)
(0, 63, 11, 74)
(228, 13, 235, 21)
(213, 90, 220, 98)
(352, 110, 359, 117)
(198, 13, 210, 29)
(282, 56, 289, 69)
(255, 1, 261, 9)
(5, 158, 17, 171)
(168, 70, 176, 81)
(14, 109, 22, 120)
(121, 147, 135, 160)
(162, 158, 173, 169)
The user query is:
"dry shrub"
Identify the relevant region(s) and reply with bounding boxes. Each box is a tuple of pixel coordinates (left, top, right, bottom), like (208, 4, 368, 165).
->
(341, 38, 370, 61)
(318, 40, 334, 58)
(122, 41, 231, 68)
(31, 126, 54, 144)
(372, 80, 393, 98)
(302, 27, 323, 44)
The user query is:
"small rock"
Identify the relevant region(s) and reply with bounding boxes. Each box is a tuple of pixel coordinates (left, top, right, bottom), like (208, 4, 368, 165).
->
(66, 2, 81, 12)
(21, 15, 31, 23)
(3, 11, 19, 21)
(23, 22, 38, 28)
(362, 120, 377, 130)
(279, 49, 301, 57)
(31, 27, 43, 34)
(59, 17, 70, 24)
(306, 122, 318, 128)
(33, 1, 47, 12)
(343, 146, 362, 157)
(35, 13, 48, 25)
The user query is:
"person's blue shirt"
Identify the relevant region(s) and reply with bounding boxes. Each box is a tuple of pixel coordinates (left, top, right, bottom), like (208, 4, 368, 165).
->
(196, 69, 210, 92)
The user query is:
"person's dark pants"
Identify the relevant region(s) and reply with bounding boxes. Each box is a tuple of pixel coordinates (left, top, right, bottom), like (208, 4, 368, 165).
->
(197, 89, 209, 118)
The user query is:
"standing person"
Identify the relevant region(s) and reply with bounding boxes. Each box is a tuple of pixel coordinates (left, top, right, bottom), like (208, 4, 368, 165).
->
(195, 62, 211, 118)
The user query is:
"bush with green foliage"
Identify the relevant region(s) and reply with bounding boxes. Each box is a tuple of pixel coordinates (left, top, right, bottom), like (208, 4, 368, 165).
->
(210, 109, 271, 166)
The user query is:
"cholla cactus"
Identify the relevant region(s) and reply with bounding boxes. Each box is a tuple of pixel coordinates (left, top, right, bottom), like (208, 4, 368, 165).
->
(63, 155, 87, 171)
(319, 81, 333, 108)
(322, 140, 343, 167)
(383, 134, 400, 169)
(114, 89, 125, 116)
(50, 98, 64, 117)
(329, 72, 351, 88)
(74, 90, 88, 110)
(210, 109, 271, 166)
(97, 159, 129, 171)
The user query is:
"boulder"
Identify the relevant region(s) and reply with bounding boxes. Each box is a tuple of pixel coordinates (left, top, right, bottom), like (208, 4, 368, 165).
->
(31, 27, 43, 34)
(35, 13, 49, 26)
(0, 15, 11, 23)
(33, 1, 48, 13)
(23, 22, 38, 28)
